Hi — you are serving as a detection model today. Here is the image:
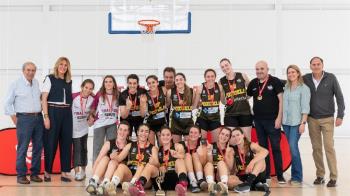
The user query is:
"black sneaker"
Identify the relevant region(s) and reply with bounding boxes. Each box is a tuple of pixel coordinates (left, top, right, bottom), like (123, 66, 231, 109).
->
(327, 179, 337, 187)
(189, 184, 201, 193)
(313, 177, 325, 185)
(198, 179, 208, 191)
(254, 182, 270, 192)
(277, 176, 286, 184)
(234, 182, 251, 193)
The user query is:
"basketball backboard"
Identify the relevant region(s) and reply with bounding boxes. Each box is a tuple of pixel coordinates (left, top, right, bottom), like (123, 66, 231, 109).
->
(108, 0, 191, 34)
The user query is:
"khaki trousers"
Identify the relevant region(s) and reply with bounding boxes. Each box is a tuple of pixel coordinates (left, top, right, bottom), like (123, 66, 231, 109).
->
(308, 116, 337, 180)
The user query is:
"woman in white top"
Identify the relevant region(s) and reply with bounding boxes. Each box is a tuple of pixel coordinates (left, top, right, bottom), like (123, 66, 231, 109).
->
(71, 79, 95, 181)
(91, 75, 120, 164)
(41, 57, 73, 182)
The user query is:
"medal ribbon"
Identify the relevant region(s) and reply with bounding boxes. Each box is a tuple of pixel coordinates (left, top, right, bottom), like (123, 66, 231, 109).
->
(258, 76, 269, 98)
(205, 83, 215, 103)
(137, 142, 146, 166)
(105, 95, 113, 112)
(80, 94, 88, 115)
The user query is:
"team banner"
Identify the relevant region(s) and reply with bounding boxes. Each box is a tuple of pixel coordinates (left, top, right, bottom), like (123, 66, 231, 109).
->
(0, 128, 63, 175)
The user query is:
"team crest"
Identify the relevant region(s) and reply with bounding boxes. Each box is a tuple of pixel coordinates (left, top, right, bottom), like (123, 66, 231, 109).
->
(267, 85, 273, 90)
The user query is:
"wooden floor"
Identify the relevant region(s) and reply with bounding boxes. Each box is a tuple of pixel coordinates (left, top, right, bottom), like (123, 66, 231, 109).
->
(0, 137, 348, 196)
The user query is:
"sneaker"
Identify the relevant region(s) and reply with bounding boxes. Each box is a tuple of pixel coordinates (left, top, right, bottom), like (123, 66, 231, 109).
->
(265, 176, 271, 186)
(189, 183, 201, 193)
(327, 179, 337, 187)
(122, 182, 131, 195)
(290, 180, 302, 186)
(75, 172, 86, 181)
(208, 183, 217, 196)
(216, 182, 228, 196)
(313, 177, 325, 185)
(105, 182, 117, 195)
(277, 176, 286, 184)
(254, 182, 270, 194)
(198, 179, 208, 191)
(175, 181, 187, 196)
(234, 182, 250, 193)
(96, 185, 105, 195)
(128, 180, 145, 196)
(86, 179, 97, 194)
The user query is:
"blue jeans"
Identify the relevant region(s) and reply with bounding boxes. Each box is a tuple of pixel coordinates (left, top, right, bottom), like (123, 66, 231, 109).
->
(16, 114, 43, 177)
(283, 125, 303, 182)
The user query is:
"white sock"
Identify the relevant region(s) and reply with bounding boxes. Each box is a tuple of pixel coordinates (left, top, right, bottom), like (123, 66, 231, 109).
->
(206, 175, 214, 184)
(102, 178, 110, 186)
(196, 171, 204, 180)
(130, 177, 137, 184)
(92, 175, 100, 183)
(188, 172, 197, 183)
(111, 176, 121, 186)
(220, 175, 228, 184)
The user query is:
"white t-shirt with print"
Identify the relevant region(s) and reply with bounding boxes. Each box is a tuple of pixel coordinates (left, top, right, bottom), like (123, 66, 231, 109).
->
(72, 92, 94, 138)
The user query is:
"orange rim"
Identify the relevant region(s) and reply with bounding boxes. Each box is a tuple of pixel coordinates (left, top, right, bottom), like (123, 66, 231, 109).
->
(138, 19, 160, 33)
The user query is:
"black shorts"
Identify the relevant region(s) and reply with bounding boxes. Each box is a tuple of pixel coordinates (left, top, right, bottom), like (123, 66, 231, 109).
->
(171, 118, 194, 136)
(224, 115, 252, 127)
(149, 124, 164, 133)
(196, 117, 221, 131)
(238, 171, 266, 185)
(130, 168, 137, 176)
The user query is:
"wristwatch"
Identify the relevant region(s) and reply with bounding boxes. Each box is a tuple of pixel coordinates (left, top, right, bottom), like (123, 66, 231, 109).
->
(301, 121, 307, 125)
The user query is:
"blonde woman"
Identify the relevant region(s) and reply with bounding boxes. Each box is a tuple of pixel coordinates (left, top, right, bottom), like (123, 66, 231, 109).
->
(282, 65, 310, 185)
(41, 57, 73, 182)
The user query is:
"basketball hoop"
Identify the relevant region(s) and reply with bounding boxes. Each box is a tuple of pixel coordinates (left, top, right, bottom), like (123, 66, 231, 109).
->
(138, 19, 160, 34)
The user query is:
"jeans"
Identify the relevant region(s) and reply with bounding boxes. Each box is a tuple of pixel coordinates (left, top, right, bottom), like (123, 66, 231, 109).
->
(283, 125, 303, 182)
(254, 119, 283, 178)
(16, 114, 43, 177)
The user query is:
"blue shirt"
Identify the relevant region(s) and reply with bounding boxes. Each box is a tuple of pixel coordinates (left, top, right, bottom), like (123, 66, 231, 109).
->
(4, 75, 42, 115)
(282, 83, 311, 126)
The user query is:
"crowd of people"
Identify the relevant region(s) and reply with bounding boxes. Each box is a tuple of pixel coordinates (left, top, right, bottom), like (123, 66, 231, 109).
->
(4, 56, 345, 195)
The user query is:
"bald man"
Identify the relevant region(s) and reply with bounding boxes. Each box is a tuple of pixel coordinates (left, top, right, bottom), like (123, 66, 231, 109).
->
(247, 61, 285, 184)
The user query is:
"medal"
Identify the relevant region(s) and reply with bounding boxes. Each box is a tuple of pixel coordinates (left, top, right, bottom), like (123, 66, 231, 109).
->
(176, 89, 185, 110)
(205, 83, 216, 103)
(257, 76, 269, 101)
(149, 89, 159, 112)
(128, 91, 137, 111)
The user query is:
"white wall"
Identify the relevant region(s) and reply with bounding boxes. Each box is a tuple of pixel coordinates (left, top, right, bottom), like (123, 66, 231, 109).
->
(1, 0, 349, 136)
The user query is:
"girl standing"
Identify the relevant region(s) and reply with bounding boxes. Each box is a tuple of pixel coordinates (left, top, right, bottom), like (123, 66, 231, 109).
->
(91, 75, 120, 164)
(194, 69, 223, 143)
(72, 79, 95, 181)
(167, 73, 195, 143)
(140, 75, 167, 145)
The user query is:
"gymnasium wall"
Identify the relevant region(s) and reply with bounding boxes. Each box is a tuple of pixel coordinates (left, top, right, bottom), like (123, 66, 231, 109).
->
(0, 0, 349, 136)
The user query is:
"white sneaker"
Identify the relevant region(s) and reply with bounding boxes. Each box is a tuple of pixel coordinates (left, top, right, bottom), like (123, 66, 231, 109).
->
(96, 185, 105, 195)
(216, 182, 228, 196)
(105, 182, 117, 195)
(75, 172, 86, 181)
(122, 182, 131, 195)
